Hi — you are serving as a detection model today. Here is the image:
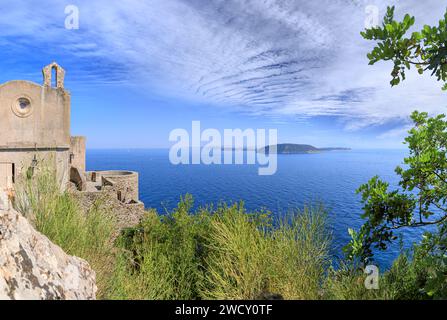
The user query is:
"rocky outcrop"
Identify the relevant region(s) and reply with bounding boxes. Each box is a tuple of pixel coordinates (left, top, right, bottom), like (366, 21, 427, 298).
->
(0, 195, 97, 300)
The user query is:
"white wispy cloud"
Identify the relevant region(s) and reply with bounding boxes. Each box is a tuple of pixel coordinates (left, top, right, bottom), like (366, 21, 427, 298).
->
(378, 125, 413, 140)
(0, 0, 446, 131)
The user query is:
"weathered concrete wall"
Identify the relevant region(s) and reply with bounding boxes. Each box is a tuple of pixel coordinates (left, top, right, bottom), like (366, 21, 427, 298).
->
(0, 150, 70, 190)
(0, 81, 71, 149)
(0, 64, 145, 232)
(0, 63, 72, 189)
(0, 63, 72, 190)
(70, 136, 86, 172)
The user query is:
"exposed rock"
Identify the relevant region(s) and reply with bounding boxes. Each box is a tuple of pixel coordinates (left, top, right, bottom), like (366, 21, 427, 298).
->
(0, 197, 96, 300)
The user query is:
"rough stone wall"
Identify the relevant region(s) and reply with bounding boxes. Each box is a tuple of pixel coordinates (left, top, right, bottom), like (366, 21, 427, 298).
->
(0, 149, 70, 190)
(75, 170, 144, 232)
(70, 136, 86, 172)
(42, 62, 66, 89)
(72, 189, 145, 232)
(94, 171, 140, 203)
(0, 193, 97, 300)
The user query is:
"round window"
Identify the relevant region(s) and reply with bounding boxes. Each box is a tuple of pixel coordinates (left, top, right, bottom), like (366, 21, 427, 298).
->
(12, 96, 33, 118)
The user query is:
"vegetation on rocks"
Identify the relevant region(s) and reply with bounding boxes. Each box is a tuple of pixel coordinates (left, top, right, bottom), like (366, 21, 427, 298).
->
(13, 166, 115, 299)
(110, 197, 330, 300)
(341, 5, 447, 299)
(10, 163, 447, 300)
(7, 7, 446, 300)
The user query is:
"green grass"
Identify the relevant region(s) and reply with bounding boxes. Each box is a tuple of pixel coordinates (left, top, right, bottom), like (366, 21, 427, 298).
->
(108, 196, 331, 300)
(323, 248, 441, 300)
(11, 166, 445, 300)
(13, 166, 115, 299)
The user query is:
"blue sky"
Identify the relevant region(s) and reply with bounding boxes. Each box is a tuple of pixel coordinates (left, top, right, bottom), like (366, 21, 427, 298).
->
(0, 0, 446, 149)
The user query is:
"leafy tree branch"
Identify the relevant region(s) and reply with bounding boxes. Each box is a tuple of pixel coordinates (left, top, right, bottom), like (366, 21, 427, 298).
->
(361, 6, 447, 90)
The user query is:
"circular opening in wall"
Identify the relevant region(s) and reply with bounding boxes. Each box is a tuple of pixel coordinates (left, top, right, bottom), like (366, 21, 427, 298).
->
(18, 98, 30, 109)
(12, 96, 33, 118)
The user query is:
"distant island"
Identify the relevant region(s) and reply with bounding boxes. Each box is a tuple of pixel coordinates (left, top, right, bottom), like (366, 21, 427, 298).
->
(258, 144, 351, 154)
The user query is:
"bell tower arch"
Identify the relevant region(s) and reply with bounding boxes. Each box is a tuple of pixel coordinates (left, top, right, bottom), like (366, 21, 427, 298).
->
(42, 62, 66, 89)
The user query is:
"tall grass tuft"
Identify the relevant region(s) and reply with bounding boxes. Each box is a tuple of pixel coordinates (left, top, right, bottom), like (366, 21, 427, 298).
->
(109, 196, 204, 299)
(111, 196, 331, 300)
(200, 204, 330, 299)
(267, 206, 330, 299)
(13, 166, 115, 298)
(199, 203, 270, 299)
(10, 167, 438, 300)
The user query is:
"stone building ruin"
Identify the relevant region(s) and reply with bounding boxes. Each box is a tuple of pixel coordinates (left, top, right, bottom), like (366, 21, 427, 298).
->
(0, 63, 144, 228)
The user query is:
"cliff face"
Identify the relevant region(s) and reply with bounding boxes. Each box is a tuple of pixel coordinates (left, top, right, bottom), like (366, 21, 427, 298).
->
(0, 192, 96, 300)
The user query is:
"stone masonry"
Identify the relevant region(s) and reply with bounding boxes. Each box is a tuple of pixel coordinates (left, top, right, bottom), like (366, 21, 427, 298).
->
(0, 63, 145, 230)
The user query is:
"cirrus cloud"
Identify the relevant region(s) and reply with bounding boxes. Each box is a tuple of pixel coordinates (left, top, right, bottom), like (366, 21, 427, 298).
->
(0, 0, 446, 133)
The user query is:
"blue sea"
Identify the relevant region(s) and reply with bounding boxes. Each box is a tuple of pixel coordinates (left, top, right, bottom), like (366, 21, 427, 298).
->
(86, 148, 431, 269)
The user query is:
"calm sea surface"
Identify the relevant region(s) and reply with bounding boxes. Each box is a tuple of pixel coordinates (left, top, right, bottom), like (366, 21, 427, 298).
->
(87, 148, 431, 268)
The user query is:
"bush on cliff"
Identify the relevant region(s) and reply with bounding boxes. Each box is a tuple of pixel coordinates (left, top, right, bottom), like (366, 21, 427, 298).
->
(109, 195, 331, 300)
(12, 166, 115, 299)
(10, 166, 442, 300)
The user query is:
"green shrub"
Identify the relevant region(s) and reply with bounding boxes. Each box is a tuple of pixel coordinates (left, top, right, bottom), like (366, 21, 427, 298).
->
(110, 196, 331, 300)
(109, 195, 204, 299)
(267, 206, 330, 299)
(12, 165, 443, 300)
(324, 237, 447, 300)
(13, 166, 115, 299)
(199, 203, 270, 299)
